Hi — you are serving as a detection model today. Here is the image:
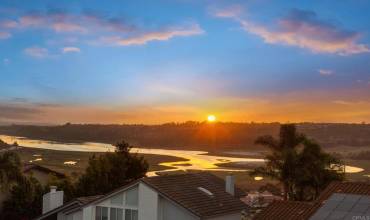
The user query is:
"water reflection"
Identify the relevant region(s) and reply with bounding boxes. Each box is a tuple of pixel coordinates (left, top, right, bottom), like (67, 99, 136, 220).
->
(0, 135, 364, 176)
(64, 161, 77, 165)
(254, 176, 263, 181)
(0, 135, 113, 152)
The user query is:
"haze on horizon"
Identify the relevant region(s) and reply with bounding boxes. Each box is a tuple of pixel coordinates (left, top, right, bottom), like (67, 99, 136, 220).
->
(1, 0, 370, 125)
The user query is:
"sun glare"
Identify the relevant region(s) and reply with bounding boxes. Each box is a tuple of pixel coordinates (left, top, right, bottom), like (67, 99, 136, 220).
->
(207, 115, 216, 122)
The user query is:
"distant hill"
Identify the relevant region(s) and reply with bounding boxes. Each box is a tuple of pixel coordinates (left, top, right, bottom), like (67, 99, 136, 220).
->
(0, 122, 369, 150)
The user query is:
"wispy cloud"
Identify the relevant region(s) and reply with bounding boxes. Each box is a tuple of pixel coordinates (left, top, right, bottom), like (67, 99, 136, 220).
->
(1, 10, 203, 47)
(52, 22, 87, 33)
(0, 31, 11, 39)
(0, 103, 42, 121)
(332, 100, 353, 105)
(318, 69, 334, 76)
(101, 23, 204, 46)
(211, 5, 243, 18)
(18, 13, 87, 33)
(16, 12, 132, 34)
(3, 58, 10, 64)
(214, 7, 369, 55)
(62, 47, 81, 53)
(0, 19, 17, 28)
(332, 100, 370, 105)
(24, 46, 49, 58)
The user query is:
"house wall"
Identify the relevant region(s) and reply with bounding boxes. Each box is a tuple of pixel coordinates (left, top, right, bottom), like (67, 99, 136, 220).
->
(206, 212, 241, 220)
(56, 210, 83, 220)
(158, 196, 199, 220)
(138, 182, 158, 220)
(83, 184, 139, 220)
(57, 212, 66, 220)
(55, 181, 240, 220)
(65, 210, 83, 220)
(82, 206, 93, 220)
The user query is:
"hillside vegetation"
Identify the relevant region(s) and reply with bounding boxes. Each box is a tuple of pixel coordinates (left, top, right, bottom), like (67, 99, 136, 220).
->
(0, 122, 369, 150)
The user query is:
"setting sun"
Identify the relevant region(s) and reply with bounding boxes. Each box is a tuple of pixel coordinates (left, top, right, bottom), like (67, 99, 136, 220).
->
(207, 115, 216, 122)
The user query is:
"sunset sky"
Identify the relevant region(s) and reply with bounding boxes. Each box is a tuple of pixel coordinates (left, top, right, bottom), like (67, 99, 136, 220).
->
(1, 0, 370, 124)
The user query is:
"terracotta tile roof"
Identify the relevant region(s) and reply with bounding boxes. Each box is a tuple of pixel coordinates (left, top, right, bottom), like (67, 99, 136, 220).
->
(253, 200, 312, 220)
(142, 172, 248, 218)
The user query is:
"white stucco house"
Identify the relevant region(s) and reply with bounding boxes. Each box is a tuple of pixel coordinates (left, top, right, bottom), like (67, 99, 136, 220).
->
(36, 173, 249, 220)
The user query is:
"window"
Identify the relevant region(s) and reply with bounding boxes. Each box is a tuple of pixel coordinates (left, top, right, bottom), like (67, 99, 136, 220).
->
(102, 207, 108, 220)
(125, 187, 138, 206)
(125, 209, 138, 220)
(95, 206, 108, 220)
(110, 208, 123, 220)
(95, 206, 101, 220)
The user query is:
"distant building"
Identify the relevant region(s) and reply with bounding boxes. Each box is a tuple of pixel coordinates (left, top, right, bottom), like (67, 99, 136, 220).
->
(0, 163, 66, 211)
(253, 181, 370, 220)
(23, 163, 66, 186)
(241, 191, 283, 208)
(36, 173, 249, 220)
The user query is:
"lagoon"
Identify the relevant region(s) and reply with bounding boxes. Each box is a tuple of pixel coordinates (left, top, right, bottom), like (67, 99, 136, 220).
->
(0, 134, 364, 176)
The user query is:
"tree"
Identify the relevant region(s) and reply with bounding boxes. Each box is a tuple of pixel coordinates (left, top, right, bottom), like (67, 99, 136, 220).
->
(1, 176, 44, 220)
(251, 124, 344, 201)
(251, 124, 305, 200)
(0, 140, 148, 218)
(0, 152, 74, 219)
(293, 139, 344, 201)
(0, 152, 22, 192)
(74, 140, 148, 196)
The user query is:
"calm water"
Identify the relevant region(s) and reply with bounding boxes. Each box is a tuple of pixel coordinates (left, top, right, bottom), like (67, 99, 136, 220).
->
(0, 134, 364, 177)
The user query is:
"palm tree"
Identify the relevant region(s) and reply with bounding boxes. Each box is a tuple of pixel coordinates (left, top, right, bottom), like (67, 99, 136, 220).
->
(251, 124, 344, 201)
(251, 124, 304, 200)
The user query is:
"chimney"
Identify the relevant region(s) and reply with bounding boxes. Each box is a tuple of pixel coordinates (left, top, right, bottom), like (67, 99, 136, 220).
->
(225, 174, 235, 196)
(42, 186, 64, 214)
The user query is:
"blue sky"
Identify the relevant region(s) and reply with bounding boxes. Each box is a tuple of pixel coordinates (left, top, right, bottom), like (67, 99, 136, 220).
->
(1, 0, 370, 124)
